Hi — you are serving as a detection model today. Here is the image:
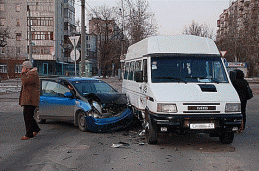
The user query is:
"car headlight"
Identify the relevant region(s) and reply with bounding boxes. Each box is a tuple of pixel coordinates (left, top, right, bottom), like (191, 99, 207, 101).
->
(157, 103, 177, 113)
(225, 103, 241, 112)
(88, 110, 102, 119)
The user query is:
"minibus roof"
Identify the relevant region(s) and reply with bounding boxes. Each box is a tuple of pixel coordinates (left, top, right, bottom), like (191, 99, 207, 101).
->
(125, 35, 220, 61)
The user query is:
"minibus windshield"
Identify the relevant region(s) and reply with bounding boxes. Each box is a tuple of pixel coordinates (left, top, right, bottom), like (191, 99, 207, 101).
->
(151, 55, 229, 83)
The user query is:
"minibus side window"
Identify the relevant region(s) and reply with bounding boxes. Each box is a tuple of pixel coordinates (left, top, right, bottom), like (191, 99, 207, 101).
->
(128, 61, 135, 80)
(124, 62, 129, 79)
(121, 62, 125, 79)
(134, 60, 142, 81)
(143, 59, 147, 82)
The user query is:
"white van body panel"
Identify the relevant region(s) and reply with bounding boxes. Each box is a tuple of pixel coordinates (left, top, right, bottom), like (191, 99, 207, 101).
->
(126, 35, 220, 61)
(149, 83, 239, 103)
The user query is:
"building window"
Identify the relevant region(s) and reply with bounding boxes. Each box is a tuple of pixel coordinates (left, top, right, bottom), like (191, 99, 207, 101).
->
(0, 18, 5, 26)
(0, 4, 4, 11)
(29, 31, 53, 40)
(64, 22, 68, 30)
(29, 17, 54, 26)
(16, 47, 20, 54)
(31, 46, 53, 55)
(0, 47, 5, 54)
(68, 0, 75, 6)
(16, 33, 21, 41)
(16, 19, 20, 27)
(16, 4, 21, 12)
(15, 64, 22, 73)
(0, 64, 7, 73)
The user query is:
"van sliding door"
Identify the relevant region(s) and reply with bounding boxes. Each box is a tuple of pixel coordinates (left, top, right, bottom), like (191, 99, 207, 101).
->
(138, 59, 148, 110)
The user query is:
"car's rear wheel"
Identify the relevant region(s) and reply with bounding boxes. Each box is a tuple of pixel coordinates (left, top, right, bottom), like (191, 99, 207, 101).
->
(78, 111, 88, 132)
(34, 107, 46, 124)
(219, 132, 234, 144)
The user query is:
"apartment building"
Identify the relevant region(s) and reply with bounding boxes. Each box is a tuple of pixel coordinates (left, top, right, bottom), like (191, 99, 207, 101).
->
(0, 0, 75, 78)
(216, 0, 259, 76)
(217, 0, 258, 40)
(0, 0, 27, 79)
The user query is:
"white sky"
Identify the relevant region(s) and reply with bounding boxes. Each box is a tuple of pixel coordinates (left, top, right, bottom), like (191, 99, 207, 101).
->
(75, 0, 231, 36)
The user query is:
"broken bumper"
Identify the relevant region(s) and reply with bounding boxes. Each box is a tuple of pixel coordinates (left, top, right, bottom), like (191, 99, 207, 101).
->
(85, 108, 134, 132)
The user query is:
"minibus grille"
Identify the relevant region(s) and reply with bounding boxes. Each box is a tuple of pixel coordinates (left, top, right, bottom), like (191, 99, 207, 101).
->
(183, 103, 220, 114)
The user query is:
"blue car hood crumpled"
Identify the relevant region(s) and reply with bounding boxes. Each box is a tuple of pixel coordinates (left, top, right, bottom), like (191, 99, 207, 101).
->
(84, 93, 128, 105)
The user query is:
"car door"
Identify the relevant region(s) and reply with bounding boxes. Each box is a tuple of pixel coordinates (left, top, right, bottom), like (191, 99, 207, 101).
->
(40, 80, 75, 121)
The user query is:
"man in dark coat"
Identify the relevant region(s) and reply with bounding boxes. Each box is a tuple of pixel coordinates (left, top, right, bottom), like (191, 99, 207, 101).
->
(19, 61, 41, 140)
(232, 69, 249, 131)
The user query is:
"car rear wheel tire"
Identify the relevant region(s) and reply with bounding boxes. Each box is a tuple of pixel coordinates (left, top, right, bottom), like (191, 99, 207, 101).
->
(78, 112, 88, 132)
(34, 107, 46, 124)
(145, 114, 158, 144)
(219, 132, 234, 144)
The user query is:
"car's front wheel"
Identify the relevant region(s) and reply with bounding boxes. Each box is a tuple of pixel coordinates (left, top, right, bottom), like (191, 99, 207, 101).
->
(34, 107, 46, 124)
(78, 111, 88, 132)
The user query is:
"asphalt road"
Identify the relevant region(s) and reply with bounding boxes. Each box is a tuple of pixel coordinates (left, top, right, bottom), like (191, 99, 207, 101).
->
(0, 79, 259, 170)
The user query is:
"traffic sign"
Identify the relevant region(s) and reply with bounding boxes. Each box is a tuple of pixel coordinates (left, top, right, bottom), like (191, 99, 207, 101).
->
(69, 36, 80, 46)
(71, 49, 80, 61)
(220, 51, 227, 57)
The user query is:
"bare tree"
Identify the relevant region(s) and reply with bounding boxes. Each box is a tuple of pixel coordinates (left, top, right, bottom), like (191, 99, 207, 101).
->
(89, 5, 122, 77)
(183, 20, 214, 39)
(117, 0, 157, 45)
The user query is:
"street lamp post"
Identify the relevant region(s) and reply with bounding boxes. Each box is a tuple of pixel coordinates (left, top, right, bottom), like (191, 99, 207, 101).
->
(27, 5, 32, 62)
(81, 0, 86, 77)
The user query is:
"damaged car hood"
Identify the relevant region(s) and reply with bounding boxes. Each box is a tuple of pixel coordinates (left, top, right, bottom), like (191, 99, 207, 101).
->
(84, 93, 128, 104)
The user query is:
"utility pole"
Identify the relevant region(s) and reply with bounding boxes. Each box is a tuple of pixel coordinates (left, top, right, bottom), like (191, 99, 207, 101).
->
(27, 5, 32, 62)
(81, 0, 86, 77)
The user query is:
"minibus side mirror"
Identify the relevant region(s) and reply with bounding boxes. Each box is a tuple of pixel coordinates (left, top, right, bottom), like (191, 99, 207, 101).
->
(135, 71, 143, 82)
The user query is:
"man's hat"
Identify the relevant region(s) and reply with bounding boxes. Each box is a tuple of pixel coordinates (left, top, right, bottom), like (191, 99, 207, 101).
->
(22, 61, 33, 69)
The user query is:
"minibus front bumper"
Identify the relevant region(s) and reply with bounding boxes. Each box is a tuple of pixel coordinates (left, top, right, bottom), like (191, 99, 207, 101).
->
(149, 113, 243, 133)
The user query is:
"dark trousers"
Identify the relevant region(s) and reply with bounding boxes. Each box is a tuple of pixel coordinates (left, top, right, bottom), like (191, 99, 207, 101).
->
(23, 105, 41, 138)
(241, 100, 247, 129)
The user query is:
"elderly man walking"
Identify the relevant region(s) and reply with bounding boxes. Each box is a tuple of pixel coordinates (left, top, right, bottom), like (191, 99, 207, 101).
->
(19, 61, 41, 140)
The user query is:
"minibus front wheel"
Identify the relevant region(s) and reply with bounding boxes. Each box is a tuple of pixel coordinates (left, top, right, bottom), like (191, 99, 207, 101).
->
(219, 132, 234, 144)
(145, 113, 158, 144)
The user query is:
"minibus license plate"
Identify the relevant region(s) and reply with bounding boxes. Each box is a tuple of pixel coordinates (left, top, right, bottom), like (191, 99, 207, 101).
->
(190, 123, 214, 129)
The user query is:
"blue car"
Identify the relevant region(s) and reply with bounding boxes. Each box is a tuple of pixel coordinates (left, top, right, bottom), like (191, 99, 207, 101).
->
(34, 77, 133, 132)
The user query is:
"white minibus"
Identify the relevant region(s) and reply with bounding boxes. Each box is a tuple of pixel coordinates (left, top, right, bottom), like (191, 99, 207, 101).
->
(122, 35, 242, 144)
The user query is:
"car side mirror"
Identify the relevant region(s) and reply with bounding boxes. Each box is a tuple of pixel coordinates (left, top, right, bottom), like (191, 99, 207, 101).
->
(135, 71, 143, 82)
(64, 92, 73, 98)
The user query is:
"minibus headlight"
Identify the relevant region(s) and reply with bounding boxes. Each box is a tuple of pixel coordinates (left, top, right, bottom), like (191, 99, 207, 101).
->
(225, 103, 241, 112)
(157, 104, 177, 113)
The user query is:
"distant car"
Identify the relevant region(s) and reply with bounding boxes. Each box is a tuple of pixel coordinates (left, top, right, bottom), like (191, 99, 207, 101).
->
(34, 77, 133, 132)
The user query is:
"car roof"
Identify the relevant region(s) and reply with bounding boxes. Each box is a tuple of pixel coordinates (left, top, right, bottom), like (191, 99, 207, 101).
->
(41, 77, 102, 83)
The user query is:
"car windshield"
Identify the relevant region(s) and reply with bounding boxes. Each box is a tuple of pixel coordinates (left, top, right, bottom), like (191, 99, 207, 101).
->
(151, 55, 229, 83)
(71, 80, 117, 95)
